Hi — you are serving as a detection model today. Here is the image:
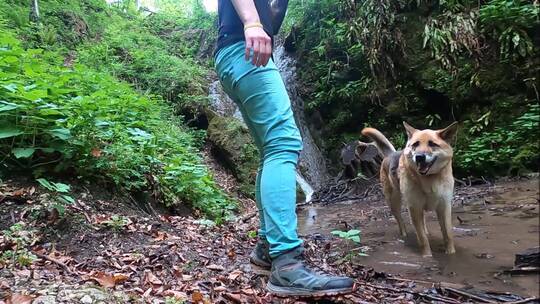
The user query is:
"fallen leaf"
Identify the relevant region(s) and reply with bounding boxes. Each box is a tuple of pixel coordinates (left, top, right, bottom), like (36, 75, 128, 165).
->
(228, 269, 242, 281)
(91, 148, 102, 157)
(7, 293, 35, 304)
(192, 290, 204, 303)
(144, 271, 163, 286)
(182, 274, 193, 281)
(142, 287, 152, 297)
(206, 264, 224, 271)
(214, 286, 226, 292)
(89, 271, 129, 288)
(113, 273, 130, 284)
(163, 290, 188, 300)
(12, 189, 25, 197)
(152, 231, 168, 242)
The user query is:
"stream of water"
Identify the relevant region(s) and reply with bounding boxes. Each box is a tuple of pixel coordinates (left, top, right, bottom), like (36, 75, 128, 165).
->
(273, 44, 330, 190)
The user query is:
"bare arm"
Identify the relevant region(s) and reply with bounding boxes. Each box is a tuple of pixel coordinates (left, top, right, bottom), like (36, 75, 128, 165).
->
(230, 0, 272, 67)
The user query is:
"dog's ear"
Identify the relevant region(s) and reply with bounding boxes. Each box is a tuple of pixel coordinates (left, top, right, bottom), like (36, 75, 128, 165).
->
(403, 121, 417, 139)
(437, 122, 459, 142)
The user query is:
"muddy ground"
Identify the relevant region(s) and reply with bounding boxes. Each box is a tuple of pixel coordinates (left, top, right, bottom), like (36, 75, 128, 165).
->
(298, 177, 540, 299)
(0, 160, 539, 304)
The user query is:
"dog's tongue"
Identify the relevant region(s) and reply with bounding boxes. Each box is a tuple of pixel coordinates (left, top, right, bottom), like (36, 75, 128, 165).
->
(418, 163, 430, 175)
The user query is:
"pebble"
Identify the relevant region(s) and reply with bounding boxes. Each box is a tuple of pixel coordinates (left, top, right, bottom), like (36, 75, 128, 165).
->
(80, 295, 93, 304)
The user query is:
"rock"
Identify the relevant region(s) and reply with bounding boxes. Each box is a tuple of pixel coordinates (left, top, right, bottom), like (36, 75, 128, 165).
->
(57, 287, 109, 303)
(80, 294, 93, 304)
(340, 141, 382, 179)
(33, 295, 57, 304)
(206, 113, 259, 196)
(515, 247, 540, 267)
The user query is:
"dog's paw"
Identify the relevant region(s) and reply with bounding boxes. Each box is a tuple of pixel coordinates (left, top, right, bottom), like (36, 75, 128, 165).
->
(445, 247, 456, 255)
(420, 249, 433, 257)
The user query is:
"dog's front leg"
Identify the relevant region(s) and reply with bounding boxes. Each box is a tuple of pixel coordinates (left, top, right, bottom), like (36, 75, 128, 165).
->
(408, 204, 432, 257)
(436, 202, 455, 254)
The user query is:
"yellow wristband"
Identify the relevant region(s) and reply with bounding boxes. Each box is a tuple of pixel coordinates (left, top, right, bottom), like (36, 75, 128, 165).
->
(244, 22, 263, 31)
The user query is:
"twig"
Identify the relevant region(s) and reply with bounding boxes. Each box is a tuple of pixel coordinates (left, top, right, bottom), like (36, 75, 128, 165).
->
(386, 277, 465, 289)
(454, 178, 467, 187)
(443, 287, 497, 303)
(236, 211, 257, 223)
(222, 293, 242, 303)
(417, 293, 462, 304)
(505, 297, 540, 304)
(364, 283, 460, 304)
(34, 252, 76, 275)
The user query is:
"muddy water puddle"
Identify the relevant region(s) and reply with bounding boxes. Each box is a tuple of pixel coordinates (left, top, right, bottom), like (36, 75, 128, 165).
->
(298, 179, 540, 297)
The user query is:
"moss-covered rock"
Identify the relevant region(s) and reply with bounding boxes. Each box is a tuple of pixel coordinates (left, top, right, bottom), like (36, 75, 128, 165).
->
(206, 112, 259, 197)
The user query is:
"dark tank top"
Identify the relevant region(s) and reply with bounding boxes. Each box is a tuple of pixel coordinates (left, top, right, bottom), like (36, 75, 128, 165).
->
(216, 0, 288, 53)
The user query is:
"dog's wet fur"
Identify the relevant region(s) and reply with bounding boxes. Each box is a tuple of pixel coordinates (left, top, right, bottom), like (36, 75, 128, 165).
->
(362, 122, 459, 257)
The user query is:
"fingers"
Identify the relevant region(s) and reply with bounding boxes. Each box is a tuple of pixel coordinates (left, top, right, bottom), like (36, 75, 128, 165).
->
(244, 28, 272, 67)
(252, 38, 272, 67)
(259, 39, 272, 67)
(252, 39, 261, 66)
(245, 38, 253, 61)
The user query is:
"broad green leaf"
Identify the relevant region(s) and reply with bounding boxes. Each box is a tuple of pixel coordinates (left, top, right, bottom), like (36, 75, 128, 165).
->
(2, 84, 17, 93)
(0, 126, 24, 139)
(347, 229, 361, 236)
(38, 108, 63, 116)
(53, 203, 66, 216)
(0, 101, 18, 112)
(48, 128, 71, 140)
(60, 195, 75, 204)
(12, 148, 35, 159)
(52, 182, 70, 193)
(37, 178, 55, 191)
(21, 89, 48, 101)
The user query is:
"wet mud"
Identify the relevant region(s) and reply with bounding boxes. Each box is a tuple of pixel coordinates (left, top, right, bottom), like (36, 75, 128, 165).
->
(298, 178, 540, 297)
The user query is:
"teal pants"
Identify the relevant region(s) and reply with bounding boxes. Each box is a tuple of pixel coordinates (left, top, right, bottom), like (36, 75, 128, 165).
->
(215, 41, 303, 257)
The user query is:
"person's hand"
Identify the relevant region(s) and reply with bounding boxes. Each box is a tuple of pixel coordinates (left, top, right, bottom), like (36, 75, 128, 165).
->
(244, 26, 272, 67)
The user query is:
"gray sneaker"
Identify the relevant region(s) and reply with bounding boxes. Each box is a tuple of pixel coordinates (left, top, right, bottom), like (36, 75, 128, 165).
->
(267, 246, 354, 297)
(249, 237, 271, 270)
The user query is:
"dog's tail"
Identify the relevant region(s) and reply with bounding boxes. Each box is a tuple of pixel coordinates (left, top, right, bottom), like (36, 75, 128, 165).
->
(361, 127, 396, 157)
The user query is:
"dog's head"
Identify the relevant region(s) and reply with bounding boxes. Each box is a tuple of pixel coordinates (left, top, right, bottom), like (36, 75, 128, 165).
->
(402, 121, 458, 176)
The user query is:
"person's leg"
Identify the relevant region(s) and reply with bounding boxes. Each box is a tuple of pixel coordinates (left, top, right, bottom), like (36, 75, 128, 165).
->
(215, 41, 353, 296)
(233, 102, 268, 240)
(217, 42, 302, 256)
(217, 43, 268, 240)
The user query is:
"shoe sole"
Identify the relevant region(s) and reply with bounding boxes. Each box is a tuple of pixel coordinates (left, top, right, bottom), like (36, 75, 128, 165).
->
(249, 256, 271, 275)
(266, 281, 353, 298)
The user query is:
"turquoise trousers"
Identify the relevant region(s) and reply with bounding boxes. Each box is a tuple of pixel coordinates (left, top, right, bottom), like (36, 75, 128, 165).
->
(215, 41, 303, 257)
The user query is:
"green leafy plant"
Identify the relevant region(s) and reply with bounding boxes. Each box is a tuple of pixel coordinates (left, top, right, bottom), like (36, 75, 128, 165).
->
(36, 178, 74, 215)
(101, 215, 130, 231)
(0, 26, 234, 220)
(457, 103, 539, 175)
(0, 223, 38, 267)
(479, 0, 538, 60)
(467, 111, 491, 134)
(246, 230, 258, 239)
(332, 229, 361, 244)
(425, 114, 442, 127)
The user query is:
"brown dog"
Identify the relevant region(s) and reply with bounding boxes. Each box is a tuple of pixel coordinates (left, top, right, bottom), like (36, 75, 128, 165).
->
(361, 122, 458, 257)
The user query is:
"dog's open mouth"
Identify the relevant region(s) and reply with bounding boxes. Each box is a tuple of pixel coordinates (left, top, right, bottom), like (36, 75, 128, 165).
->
(418, 157, 437, 175)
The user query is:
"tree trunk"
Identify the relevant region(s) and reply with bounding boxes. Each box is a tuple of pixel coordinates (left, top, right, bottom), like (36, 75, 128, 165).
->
(30, 0, 39, 22)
